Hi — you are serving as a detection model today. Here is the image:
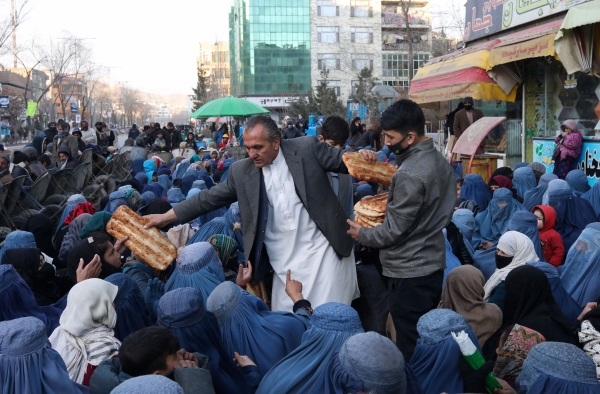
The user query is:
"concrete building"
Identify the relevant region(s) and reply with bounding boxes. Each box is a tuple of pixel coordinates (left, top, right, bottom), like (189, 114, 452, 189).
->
(6, 68, 49, 102)
(157, 105, 171, 122)
(51, 74, 87, 121)
(197, 41, 231, 100)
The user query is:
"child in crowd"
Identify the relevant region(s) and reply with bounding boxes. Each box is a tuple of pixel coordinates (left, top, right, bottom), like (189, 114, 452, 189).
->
(533, 205, 565, 267)
(456, 178, 463, 198)
(172, 178, 182, 188)
(152, 130, 168, 152)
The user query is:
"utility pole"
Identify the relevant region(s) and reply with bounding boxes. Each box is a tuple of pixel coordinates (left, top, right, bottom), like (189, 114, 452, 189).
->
(11, 0, 17, 67)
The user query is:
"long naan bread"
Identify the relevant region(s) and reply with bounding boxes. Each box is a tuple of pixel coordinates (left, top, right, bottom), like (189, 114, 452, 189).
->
(354, 193, 388, 218)
(342, 152, 396, 186)
(106, 205, 177, 271)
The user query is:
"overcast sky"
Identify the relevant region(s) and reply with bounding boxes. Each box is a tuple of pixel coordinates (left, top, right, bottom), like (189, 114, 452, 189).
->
(2, 0, 463, 96)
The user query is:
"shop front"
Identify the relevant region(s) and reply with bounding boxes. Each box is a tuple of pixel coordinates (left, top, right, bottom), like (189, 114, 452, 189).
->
(410, 0, 600, 169)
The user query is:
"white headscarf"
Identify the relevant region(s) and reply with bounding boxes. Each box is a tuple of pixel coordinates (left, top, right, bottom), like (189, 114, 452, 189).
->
(483, 231, 539, 301)
(49, 279, 121, 384)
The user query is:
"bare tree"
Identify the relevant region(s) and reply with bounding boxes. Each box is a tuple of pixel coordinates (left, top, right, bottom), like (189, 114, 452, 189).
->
(432, 0, 465, 42)
(79, 64, 104, 121)
(0, 0, 29, 59)
(397, 0, 415, 81)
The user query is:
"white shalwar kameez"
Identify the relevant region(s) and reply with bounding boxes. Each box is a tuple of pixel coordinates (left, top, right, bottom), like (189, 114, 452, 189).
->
(262, 149, 359, 311)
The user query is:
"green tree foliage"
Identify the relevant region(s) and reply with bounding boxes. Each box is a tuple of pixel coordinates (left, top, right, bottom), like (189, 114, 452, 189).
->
(289, 68, 346, 119)
(192, 65, 209, 111)
(351, 67, 380, 117)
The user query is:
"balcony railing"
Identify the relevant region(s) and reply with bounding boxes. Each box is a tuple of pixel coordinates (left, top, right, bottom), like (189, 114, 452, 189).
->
(381, 14, 431, 28)
(382, 42, 430, 52)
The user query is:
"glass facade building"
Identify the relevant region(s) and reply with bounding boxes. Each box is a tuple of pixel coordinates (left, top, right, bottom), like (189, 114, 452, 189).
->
(229, 0, 311, 96)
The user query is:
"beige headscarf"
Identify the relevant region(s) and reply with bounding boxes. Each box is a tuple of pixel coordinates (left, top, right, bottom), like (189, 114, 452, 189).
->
(439, 265, 503, 346)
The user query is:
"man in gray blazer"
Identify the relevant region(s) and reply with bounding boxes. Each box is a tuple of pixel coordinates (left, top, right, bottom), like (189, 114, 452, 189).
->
(146, 115, 377, 311)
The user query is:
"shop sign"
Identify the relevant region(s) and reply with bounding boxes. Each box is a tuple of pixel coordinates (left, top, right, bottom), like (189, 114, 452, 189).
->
(465, 0, 592, 42)
(241, 96, 307, 108)
(0, 96, 8, 109)
(533, 137, 600, 186)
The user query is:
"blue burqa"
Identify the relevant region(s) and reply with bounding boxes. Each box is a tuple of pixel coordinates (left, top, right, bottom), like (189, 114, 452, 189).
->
(566, 169, 590, 197)
(256, 303, 364, 394)
(0, 317, 85, 394)
(581, 179, 600, 219)
(104, 273, 152, 342)
(165, 242, 225, 302)
(0, 230, 37, 262)
(142, 160, 155, 184)
(527, 262, 581, 324)
(157, 287, 252, 394)
(512, 167, 537, 198)
(459, 174, 492, 211)
(473, 188, 525, 247)
(224, 202, 245, 265)
(131, 157, 145, 177)
(452, 209, 476, 256)
(187, 217, 235, 245)
(141, 183, 163, 200)
(472, 244, 498, 282)
(507, 210, 545, 261)
(180, 172, 196, 196)
(549, 185, 596, 253)
(523, 173, 557, 212)
(207, 281, 310, 376)
(157, 174, 172, 197)
(560, 225, 600, 308)
(410, 309, 480, 394)
(103, 191, 128, 213)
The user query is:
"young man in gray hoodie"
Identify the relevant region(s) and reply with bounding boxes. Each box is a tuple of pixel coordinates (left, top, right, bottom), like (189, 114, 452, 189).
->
(348, 99, 456, 361)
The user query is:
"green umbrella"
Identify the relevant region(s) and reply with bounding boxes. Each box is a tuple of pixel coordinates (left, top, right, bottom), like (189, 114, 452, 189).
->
(191, 96, 270, 118)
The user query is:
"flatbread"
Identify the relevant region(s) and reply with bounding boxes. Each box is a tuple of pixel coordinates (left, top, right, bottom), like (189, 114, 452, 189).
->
(106, 205, 177, 271)
(343, 152, 396, 186)
(355, 213, 383, 228)
(354, 193, 388, 218)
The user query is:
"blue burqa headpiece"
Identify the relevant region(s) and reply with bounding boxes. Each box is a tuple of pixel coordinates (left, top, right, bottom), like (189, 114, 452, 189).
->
(0, 317, 84, 394)
(111, 374, 184, 394)
(566, 169, 590, 197)
(517, 342, 599, 393)
(134, 172, 148, 186)
(207, 281, 310, 376)
(308, 332, 423, 394)
(187, 216, 235, 245)
(515, 161, 529, 169)
(512, 167, 537, 198)
(452, 209, 476, 256)
(180, 172, 196, 196)
(104, 273, 152, 342)
(157, 174, 172, 197)
(103, 191, 128, 214)
(549, 184, 596, 252)
(173, 161, 190, 180)
(527, 262, 581, 324)
(167, 188, 186, 204)
(460, 174, 492, 211)
(192, 180, 207, 190)
(165, 242, 225, 302)
(543, 179, 573, 205)
(473, 188, 525, 246)
(142, 160, 155, 184)
(131, 157, 145, 177)
(581, 179, 600, 219)
(472, 243, 499, 282)
(560, 226, 600, 308)
(523, 173, 557, 211)
(141, 183, 164, 200)
(0, 265, 60, 337)
(507, 210, 545, 261)
(0, 230, 36, 262)
(256, 302, 364, 394)
(56, 194, 86, 234)
(409, 309, 480, 394)
(157, 287, 251, 394)
(224, 202, 245, 265)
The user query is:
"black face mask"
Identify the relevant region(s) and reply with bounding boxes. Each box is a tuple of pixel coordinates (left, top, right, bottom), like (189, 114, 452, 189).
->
(495, 253, 514, 269)
(48, 127, 57, 132)
(464, 105, 473, 111)
(36, 263, 56, 283)
(388, 133, 410, 156)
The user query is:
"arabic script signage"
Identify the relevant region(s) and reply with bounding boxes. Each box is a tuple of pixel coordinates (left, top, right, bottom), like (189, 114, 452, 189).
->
(465, 0, 592, 42)
(533, 137, 600, 186)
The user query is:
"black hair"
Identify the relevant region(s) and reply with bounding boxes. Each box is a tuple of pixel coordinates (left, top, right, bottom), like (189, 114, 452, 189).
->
(87, 231, 112, 258)
(213, 171, 223, 183)
(119, 327, 180, 377)
(379, 99, 426, 137)
(154, 122, 161, 129)
(457, 178, 464, 187)
(172, 178, 182, 187)
(37, 154, 50, 166)
(167, 122, 174, 127)
(321, 116, 350, 147)
(244, 115, 281, 142)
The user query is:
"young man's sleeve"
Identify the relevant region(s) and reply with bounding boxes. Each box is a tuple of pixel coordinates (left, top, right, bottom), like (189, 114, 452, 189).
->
(359, 171, 424, 249)
(549, 231, 565, 267)
(311, 137, 348, 174)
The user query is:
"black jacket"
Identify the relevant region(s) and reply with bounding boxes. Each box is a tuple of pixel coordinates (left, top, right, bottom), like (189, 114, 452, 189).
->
(446, 222, 474, 266)
(282, 126, 301, 139)
(169, 129, 182, 150)
(354, 130, 378, 149)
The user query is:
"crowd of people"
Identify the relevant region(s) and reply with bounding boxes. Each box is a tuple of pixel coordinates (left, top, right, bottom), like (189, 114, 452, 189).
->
(1, 99, 600, 394)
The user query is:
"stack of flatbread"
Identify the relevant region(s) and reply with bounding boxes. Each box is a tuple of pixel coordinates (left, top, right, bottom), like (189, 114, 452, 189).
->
(342, 152, 396, 186)
(354, 193, 388, 228)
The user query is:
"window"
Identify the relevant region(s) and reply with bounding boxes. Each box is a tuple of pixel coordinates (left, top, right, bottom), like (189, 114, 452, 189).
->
(383, 80, 410, 90)
(317, 27, 340, 43)
(351, 54, 374, 70)
(318, 53, 341, 70)
(351, 80, 360, 95)
(382, 54, 409, 78)
(317, 0, 339, 16)
(413, 54, 430, 74)
(350, 27, 373, 44)
(351, 0, 372, 17)
(319, 79, 341, 96)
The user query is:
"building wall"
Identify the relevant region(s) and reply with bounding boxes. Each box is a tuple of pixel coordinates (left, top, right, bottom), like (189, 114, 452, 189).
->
(197, 41, 231, 99)
(310, 0, 382, 103)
